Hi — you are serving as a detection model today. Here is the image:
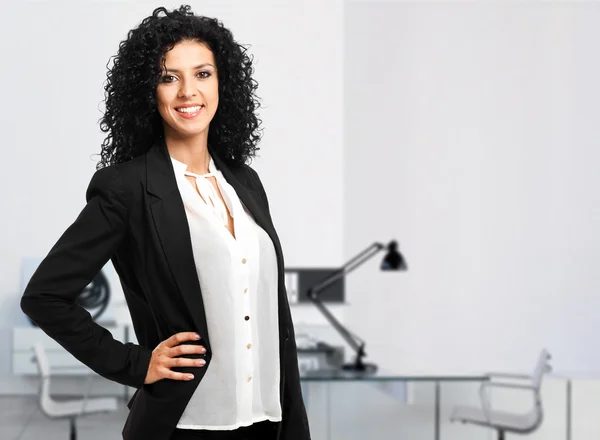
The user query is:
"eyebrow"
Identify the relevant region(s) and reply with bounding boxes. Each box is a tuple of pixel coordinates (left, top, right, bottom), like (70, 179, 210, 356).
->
(164, 63, 214, 73)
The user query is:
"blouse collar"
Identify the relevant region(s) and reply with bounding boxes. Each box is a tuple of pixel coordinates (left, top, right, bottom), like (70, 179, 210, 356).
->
(170, 153, 217, 177)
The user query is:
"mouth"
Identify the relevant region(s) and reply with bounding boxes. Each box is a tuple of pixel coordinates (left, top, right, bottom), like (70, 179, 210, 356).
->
(175, 105, 204, 119)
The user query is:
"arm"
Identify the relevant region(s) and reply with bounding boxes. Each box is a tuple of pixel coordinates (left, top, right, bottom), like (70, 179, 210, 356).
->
(245, 165, 311, 438)
(20, 165, 152, 389)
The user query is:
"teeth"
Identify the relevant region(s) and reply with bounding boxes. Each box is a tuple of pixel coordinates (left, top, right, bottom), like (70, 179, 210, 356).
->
(177, 106, 203, 113)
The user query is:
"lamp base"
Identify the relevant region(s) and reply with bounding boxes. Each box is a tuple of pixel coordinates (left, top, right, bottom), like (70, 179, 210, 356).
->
(341, 361, 378, 374)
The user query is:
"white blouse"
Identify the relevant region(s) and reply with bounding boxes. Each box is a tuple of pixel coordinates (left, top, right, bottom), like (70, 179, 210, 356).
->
(170, 154, 282, 430)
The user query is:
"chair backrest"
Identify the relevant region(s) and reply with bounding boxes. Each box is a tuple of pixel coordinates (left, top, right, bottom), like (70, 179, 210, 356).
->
(32, 342, 53, 416)
(32, 342, 50, 378)
(532, 349, 552, 390)
(520, 349, 552, 433)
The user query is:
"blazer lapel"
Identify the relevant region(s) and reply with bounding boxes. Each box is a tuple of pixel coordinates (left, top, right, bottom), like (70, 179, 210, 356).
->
(209, 148, 281, 256)
(145, 137, 211, 351)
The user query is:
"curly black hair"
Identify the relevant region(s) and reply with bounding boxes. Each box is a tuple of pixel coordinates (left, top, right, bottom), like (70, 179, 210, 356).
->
(97, 5, 263, 170)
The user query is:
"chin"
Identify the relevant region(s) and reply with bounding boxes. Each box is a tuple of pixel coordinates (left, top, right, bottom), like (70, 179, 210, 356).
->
(176, 126, 210, 137)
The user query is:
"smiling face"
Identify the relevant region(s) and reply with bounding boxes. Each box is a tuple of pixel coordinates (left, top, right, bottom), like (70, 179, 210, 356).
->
(156, 40, 219, 141)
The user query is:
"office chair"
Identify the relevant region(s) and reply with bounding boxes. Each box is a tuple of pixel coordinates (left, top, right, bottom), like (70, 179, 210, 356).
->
(31, 342, 118, 440)
(450, 349, 552, 440)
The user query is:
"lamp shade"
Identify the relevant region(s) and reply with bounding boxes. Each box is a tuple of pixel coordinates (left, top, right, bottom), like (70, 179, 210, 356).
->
(380, 240, 407, 271)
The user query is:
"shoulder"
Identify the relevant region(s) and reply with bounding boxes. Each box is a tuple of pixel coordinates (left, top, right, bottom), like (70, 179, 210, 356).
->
(241, 162, 270, 209)
(241, 161, 261, 186)
(85, 155, 145, 204)
(86, 164, 123, 199)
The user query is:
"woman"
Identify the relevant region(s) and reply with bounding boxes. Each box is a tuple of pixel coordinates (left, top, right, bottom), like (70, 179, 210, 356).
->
(20, 5, 310, 440)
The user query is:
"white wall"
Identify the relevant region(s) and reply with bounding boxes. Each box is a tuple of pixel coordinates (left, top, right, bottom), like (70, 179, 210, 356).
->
(340, 2, 600, 439)
(343, 0, 600, 375)
(0, 0, 344, 395)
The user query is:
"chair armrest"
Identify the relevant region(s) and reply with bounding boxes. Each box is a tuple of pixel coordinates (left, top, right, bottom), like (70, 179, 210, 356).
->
(30, 354, 93, 373)
(485, 372, 532, 380)
(482, 382, 536, 391)
(80, 373, 94, 415)
(42, 362, 95, 415)
(478, 381, 537, 423)
(49, 365, 93, 372)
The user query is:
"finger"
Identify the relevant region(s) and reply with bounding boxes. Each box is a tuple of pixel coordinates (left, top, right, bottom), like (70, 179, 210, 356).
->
(168, 357, 206, 368)
(163, 332, 200, 348)
(169, 370, 195, 381)
(169, 344, 206, 357)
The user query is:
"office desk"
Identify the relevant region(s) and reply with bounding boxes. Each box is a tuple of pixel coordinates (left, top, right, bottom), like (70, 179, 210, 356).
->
(300, 369, 487, 440)
(550, 372, 600, 440)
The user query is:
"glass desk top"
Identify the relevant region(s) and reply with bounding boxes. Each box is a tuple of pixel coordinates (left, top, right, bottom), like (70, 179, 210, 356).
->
(299, 367, 488, 382)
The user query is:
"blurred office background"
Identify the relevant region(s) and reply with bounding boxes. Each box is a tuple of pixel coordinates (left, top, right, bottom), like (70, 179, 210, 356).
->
(1, 1, 599, 439)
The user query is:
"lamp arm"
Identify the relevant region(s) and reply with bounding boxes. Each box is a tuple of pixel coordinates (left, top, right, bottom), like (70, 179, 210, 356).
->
(339, 242, 386, 273)
(308, 242, 385, 296)
(310, 294, 362, 352)
(306, 242, 388, 357)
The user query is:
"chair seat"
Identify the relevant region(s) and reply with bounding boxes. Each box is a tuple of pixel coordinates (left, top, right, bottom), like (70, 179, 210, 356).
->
(450, 405, 539, 433)
(42, 396, 118, 418)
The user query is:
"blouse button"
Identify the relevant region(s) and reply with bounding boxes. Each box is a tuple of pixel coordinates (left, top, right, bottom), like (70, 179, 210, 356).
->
(244, 287, 248, 293)
(242, 258, 247, 264)
(247, 376, 253, 382)
(247, 343, 252, 349)
(244, 316, 250, 321)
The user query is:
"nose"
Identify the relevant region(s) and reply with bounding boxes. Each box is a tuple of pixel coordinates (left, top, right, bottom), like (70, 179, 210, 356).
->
(178, 78, 197, 98)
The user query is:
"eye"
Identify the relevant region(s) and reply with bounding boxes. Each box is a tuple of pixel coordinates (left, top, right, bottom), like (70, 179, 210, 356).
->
(161, 71, 211, 83)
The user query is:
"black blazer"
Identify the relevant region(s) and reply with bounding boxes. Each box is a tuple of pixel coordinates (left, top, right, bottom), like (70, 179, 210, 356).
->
(20, 136, 310, 440)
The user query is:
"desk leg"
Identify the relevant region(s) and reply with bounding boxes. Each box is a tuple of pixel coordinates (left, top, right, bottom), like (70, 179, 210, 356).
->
(566, 379, 572, 440)
(124, 325, 129, 402)
(301, 381, 309, 410)
(327, 382, 331, 440)
(434, 381, 440, 440)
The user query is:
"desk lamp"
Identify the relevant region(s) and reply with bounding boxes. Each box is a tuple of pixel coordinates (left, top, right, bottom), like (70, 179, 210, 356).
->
(306, 240, 407, 373)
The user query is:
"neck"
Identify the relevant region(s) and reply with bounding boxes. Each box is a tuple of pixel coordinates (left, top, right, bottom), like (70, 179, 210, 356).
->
(164, 131, 211, 175)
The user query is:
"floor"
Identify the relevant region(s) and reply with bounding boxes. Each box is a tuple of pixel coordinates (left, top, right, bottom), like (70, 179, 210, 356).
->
(0, 395, 128, 440)
(0, 384, 432, 440)
(0, 384, 494, 440)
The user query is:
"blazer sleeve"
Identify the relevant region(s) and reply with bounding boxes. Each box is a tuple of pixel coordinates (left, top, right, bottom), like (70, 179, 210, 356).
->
(20, 165, 153, 389)
(245, 165, 311, 439)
